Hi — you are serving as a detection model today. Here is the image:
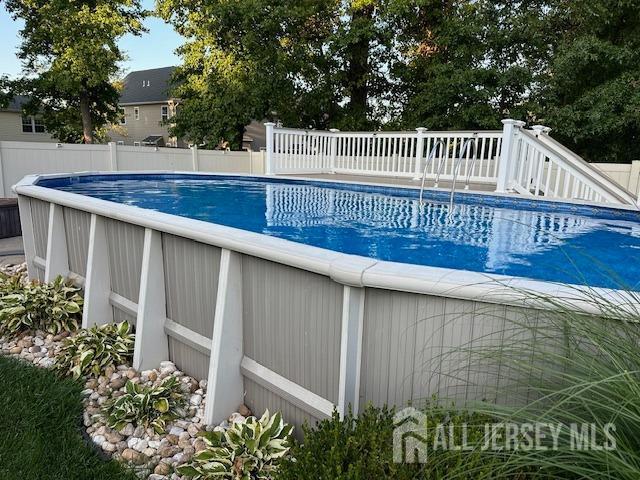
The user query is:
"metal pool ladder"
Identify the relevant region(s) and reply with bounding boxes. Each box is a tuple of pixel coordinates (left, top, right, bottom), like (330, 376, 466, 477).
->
(449, 136, 478, 210)
(418, 140, 446, 205)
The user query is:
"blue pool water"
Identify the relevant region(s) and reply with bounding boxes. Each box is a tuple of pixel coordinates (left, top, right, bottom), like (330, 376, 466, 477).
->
(38, 174, 640, 290)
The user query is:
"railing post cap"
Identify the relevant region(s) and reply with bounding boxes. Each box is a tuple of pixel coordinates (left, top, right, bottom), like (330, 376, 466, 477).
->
(415, 127, 428, 133)
(264, 122, 276, 126)
(532, 125, 552, 134)
(329, 128, 340, 132)
(501, 119, 526, 127)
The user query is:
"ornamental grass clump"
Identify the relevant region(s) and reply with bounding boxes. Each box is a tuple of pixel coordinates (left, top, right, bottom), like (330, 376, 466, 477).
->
(54, 321, 134, 379)
(102, 376, 186, 434)
(458, 286, 640, 479)
(0, 275, 83, 337)
(178, 410, 292, 480)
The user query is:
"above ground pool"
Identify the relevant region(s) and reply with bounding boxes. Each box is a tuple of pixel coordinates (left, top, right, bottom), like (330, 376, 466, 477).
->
(36, 173, 640, 290)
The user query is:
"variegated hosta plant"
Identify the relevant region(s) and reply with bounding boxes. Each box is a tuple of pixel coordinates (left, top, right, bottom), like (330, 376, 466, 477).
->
(102, 376, 186, 434)
(54, 321, 134, 378)
(0, 275, 83, 337)
(178, 410, 293, 480)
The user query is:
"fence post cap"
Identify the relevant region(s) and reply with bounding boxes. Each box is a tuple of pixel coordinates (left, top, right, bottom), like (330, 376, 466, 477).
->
(264, 122, 276, 126)
(501, 119, 526, 127)
(329, 128, 340, 132)
(415, 127, 428, 133)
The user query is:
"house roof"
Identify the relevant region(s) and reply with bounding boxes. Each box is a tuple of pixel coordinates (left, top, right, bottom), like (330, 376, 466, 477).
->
(1, 95, 30, 112)
(119, 66, 176, 105)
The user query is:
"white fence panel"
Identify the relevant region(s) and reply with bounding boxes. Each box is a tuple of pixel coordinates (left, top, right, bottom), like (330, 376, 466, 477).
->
(117, 146, 193, 171)
(0, 141, 265, 197)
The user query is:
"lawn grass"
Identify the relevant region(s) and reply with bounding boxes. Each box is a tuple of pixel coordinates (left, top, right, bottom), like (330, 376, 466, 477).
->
(0, 356, 138, 480)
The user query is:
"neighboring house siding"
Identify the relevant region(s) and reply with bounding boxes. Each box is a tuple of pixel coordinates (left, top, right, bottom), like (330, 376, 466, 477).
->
(0, 112, 56, 143)
(108, 104, 183, 147)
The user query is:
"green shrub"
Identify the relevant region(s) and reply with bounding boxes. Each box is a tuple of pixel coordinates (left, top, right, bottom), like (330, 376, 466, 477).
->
(178, 410, 292, 480)
(0, 275, 83, 337)
(276, 404, 500, 480)
(54, 321, 134, 378)
(102, 376, 186, 434)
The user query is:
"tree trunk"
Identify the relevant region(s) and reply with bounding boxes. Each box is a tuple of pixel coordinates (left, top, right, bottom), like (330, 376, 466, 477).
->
(79, 92, 94, 144)
(346, 3, 374, 129)
(234, 123, 245, 150)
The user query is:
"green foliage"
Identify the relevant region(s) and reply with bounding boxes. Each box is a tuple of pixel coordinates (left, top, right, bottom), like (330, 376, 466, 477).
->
(0, 275, 83, 338)
(102, 377, 186, 434)
(178, 410, 293, 479)
(0, 356, 138, 480)
(3, 0, 147, 143)
(54, 321, 134, 379)
(542, 1, 640, 163)
(464, 288, 640, 479)
(276, 404, 499, 480)
(156, 0, 394, 148)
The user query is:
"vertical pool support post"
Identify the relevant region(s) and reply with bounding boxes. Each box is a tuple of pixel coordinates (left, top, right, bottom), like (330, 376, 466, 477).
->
(265, 122, 276, 175)
(496, 119, 525, 193)
(204, 249, 244, 425)
(82, 214, 113, 328)
(329, 129, 340, 173)
(133, 228, 169, 371)
(17, 195, 37, 280)
(44, 203, 69, 282)
(413, 127, 427, 180)
(337, 285, 365, 418)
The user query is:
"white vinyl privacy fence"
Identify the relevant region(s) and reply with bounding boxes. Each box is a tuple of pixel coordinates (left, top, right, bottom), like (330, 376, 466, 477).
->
(0, 141, 265, 197)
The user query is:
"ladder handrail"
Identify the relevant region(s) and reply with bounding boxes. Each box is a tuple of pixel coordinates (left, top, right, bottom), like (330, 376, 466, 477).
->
(418, 140, 446, 205)
(450, 137, 477, 210)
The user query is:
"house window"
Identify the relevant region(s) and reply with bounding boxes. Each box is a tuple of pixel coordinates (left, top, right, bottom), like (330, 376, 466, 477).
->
(117, 141, 124, 145)
(134, 107, 140, 120)
(133, 141, 141, 146)
(161, 105, 169, 122)
(22, 115, 46, 133)
(119, 108, 126, 125)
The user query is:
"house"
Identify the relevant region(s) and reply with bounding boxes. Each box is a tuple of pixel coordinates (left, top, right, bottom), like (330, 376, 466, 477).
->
(0, 95, 55, 143)
(109, 66, 267, 150)
(107, 66, 184, 148)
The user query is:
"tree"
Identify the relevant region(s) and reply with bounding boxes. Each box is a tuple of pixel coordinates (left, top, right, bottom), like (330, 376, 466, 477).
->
(157, 0, 396, 148)
(391, 0, 552, 131)
(542, 1, 640, 163)
(3, 0, 147, 143)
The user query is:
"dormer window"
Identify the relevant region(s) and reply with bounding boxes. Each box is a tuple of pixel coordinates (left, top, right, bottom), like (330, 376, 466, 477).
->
(141, 80, 150, 87)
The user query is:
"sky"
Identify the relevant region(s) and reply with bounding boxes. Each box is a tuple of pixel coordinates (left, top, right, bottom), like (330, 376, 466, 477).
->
(0, 0, 184, 79)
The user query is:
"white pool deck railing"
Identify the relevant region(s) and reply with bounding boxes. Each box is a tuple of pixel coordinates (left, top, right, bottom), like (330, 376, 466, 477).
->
(265, 120, 639, 207)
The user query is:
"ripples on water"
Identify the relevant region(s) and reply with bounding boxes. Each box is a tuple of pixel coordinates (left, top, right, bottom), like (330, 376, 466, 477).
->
(48, 176, 640, 290)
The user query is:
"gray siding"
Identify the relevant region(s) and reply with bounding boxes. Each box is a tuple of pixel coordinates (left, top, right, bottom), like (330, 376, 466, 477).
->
(360, 288, 519, 409)
(113, 307, 137, 326)
(242, 256, 343, 404)
(162, 233, 222, 378)
(163, 234, 221, 338)
(244, 378, 320, 439)
(169, 340, 210, 380)
(30, 199, 49, 258)
(63, 208, 91, 277)
(105, 219, 144, 301)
